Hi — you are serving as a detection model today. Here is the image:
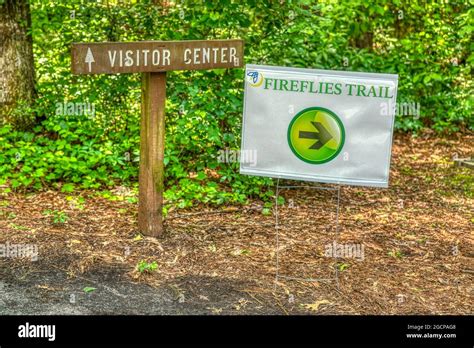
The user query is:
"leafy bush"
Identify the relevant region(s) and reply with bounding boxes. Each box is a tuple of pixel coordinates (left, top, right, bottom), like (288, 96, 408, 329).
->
(0, 0, 472, 205)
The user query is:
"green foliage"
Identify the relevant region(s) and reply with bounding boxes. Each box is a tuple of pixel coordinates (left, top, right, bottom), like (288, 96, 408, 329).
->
(388, 249, 404, 259)
(0, 0, 472, 205)
(338, 263, 349, 272)
(445, 170, 474, 198)
(136, 260, 158, 273)
(9, 223, 29, 231)
(43, 209, 69, 224)
(66, 195, 85, 210)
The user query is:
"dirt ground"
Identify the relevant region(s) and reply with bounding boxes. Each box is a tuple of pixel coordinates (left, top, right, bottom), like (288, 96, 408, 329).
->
(0, 132, 472, 315)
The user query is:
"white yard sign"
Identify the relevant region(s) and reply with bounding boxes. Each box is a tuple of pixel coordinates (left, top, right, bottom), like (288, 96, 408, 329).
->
(240, 64, 398, 187)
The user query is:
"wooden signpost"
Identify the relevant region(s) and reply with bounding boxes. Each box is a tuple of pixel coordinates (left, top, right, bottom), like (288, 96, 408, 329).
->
(71, 40, 244, 237)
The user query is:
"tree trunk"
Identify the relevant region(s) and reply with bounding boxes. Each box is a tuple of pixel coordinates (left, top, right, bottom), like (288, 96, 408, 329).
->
(0, 0, 36, 129)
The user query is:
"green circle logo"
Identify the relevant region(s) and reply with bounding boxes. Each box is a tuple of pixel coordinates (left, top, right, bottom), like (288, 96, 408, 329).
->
(287, 107, 345, 164)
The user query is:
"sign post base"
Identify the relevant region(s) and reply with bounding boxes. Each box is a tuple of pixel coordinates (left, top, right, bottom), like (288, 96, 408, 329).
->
(138, 72, 166, 237)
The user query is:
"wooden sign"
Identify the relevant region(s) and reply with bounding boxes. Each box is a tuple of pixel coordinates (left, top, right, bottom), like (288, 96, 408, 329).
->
(71, 40, 243, 74)
(71, 40, 244, 237)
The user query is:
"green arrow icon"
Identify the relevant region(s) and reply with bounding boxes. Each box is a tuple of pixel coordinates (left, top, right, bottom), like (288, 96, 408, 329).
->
(298, 121, 333, 150)
(288, 107, 345, 164)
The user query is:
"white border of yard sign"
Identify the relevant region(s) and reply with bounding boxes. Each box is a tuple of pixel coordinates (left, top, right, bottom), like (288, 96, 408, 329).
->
(240, 64, 399, 188)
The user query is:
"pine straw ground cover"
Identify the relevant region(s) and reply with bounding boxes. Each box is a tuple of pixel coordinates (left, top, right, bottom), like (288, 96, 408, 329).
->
(0, 132, 472, 315)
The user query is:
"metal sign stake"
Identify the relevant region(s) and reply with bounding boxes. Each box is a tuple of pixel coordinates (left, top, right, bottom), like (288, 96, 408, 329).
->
(274, 178, 342, 290)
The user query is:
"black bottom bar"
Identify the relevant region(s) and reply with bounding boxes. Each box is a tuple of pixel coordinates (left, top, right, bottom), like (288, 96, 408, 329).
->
(0, 315, 471, 346)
